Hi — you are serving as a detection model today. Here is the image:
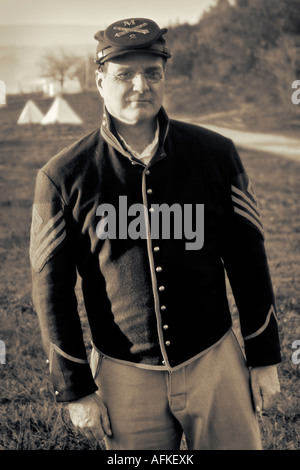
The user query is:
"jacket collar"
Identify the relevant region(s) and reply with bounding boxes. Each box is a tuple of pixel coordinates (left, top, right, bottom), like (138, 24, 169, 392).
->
(100, 106, 169, 165)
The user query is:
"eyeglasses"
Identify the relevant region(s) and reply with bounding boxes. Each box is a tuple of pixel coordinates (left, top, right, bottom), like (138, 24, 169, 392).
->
(104, 70, 164, 83)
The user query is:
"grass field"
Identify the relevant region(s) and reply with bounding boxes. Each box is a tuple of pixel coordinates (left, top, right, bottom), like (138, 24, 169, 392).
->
(0, 92, 299, 450)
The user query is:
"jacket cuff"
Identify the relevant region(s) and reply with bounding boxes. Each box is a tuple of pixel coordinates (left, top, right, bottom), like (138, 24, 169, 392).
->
(49, 343, 98, 402)
(243, 313, 282, 367)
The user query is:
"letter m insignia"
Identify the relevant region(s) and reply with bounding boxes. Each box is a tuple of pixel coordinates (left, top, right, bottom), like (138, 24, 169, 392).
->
(123, 19, 136, 26)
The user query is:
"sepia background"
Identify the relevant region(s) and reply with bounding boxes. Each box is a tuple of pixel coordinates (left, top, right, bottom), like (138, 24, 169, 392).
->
(0, 0, 299, 450)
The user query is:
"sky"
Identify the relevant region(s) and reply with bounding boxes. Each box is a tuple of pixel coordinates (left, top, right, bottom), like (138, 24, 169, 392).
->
(0, 0, 222, 93)
(0, 0, 218, 27)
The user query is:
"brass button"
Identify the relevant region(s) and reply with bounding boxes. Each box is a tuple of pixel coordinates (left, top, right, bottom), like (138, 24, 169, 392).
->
(145, 170, 150, 175)
(154, 246, 160, 252)
(55, 390, 60, 396)
(159, 286, 165, 292)
(161, 305, 167, 311)
(147, 189, 153, 194)
(156, 266, 162, 272)
(149, 207, 154, 213)
(163, 324, 169, 330)
(165, 340, 171, 346)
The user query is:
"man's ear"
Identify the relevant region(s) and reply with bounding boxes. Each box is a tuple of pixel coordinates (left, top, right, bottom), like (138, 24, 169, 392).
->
(95, 69, 104, 97)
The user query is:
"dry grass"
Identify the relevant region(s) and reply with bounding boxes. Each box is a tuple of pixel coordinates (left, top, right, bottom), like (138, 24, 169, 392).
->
(0, 92, 299, 450)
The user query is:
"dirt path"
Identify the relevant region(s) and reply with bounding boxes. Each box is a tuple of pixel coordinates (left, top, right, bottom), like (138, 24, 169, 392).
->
(181, 117, 300, 162)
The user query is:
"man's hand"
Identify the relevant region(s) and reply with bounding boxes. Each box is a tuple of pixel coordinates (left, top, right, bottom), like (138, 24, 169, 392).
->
(68, 393, 112, 441)
(250, 365, 280, 414)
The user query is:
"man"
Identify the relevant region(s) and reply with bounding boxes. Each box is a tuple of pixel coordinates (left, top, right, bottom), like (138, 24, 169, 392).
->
(30, 18, 281, 450)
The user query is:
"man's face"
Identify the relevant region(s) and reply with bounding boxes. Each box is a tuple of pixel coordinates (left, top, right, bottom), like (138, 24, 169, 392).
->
(96, 53, 165, 126)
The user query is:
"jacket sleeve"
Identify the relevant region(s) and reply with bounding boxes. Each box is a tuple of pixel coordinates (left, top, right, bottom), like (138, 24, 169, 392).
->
(221, 143, 281, 367)
(30, 169, 98, 402)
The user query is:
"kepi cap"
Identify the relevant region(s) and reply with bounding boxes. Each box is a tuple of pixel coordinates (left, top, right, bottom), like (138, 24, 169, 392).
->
(94, 18, 172, 64)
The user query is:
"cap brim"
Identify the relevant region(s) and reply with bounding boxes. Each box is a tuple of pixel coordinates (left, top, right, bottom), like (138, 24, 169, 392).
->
(96, 44, 171, 64)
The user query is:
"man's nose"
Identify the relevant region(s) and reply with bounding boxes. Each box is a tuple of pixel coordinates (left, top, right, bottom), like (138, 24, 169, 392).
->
(132, 73, 150, 93)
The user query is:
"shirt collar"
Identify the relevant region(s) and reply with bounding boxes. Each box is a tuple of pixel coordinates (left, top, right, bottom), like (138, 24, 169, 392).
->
(117, 122, 160, 164)
(100, 106, 169, 164)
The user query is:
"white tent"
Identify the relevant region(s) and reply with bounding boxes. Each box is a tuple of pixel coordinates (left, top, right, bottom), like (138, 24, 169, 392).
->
(41, 96, 83, 125)
(17, 100, 44, 124)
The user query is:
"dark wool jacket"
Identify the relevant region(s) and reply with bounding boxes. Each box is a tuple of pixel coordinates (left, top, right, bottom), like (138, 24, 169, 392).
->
(30, 108, 281, 402)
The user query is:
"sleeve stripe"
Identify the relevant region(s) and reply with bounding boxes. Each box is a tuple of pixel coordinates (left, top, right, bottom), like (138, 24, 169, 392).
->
(233, 207, 264, 237)
(34, 219, 66, 257)
(32, 230, 66, 272)
(232, 195, 261, 221)
(30, 207, 67, 272)
(244, 305, 278, 341)
(231, 184, 260, 216)
(49, 343, 89, 373)
(35, 209, 64, 244)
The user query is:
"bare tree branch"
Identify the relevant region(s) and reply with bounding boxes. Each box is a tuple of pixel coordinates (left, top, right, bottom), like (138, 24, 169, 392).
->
(38, 48, 82, 91)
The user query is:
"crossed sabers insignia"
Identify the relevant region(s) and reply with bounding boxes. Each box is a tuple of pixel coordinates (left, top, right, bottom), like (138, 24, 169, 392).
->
(114, 23, 149, 38)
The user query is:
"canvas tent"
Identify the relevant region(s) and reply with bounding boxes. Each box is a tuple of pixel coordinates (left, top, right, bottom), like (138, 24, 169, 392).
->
(17, 100, 44, 124)
(41, 96, 83, 125)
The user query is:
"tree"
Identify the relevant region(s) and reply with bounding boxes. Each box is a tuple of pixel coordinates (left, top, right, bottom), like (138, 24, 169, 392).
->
(38, 48, 81, 91)
(73, 55, 96, 90)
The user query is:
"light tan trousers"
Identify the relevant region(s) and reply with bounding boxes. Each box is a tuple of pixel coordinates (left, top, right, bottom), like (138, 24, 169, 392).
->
(90, 329, 262, 450)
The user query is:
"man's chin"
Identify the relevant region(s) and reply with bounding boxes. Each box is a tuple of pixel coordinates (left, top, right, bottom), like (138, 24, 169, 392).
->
(123, 109, 157, 125)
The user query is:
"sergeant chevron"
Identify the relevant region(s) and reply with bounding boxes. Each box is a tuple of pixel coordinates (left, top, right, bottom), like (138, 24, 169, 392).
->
(96, 196, 204, 250)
